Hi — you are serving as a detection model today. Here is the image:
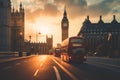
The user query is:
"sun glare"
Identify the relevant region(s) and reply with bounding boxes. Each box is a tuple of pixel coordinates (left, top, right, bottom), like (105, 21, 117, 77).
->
(34, 17, 52, 35)
(39, 26, 50, 35)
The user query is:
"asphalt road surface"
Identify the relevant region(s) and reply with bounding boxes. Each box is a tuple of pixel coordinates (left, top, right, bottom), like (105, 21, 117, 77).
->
(0, 55, 120, 80)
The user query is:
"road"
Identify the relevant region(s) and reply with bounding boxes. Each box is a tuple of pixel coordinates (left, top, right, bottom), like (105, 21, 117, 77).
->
(0, 55, 120, 80)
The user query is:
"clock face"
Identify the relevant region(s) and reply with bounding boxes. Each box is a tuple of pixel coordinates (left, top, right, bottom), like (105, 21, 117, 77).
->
(63, 23, 67, 27)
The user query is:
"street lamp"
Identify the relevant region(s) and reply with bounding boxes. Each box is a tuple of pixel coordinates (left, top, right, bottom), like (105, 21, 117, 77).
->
(19, 32, 23, 57)
(29, 35, 32, 53)
(107, 32, 112, 57)
(35, 32, 41, 54)
(29, 35, 32, 43)
(19, 32, 23, 51)
(108, 32, 112, 41)
(19, 32, 23, 36)
(36, 32, 41, 43)
(107, 32, 112, 48)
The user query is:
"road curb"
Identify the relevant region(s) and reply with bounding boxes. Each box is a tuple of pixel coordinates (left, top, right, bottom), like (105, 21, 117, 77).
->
(0, 55, 35, 64)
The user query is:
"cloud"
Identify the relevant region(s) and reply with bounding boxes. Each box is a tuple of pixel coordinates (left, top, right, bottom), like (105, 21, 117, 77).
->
(25, 8, 43, 22)
(43, 3, 60, 16)
(25, 3, 60, 22)
(24, 0, 87, 21)
(21, 0, 120, 22)
(86, 0, 120, 16)
(54, 0, 120, 19)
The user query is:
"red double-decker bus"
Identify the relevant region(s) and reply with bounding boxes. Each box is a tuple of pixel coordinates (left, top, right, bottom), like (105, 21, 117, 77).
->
(54, 48, 61, 57)
(60, 36, 87, 63)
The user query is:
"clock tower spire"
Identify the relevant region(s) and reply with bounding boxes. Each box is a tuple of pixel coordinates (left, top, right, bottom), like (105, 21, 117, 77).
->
(61, 6, 69, 41)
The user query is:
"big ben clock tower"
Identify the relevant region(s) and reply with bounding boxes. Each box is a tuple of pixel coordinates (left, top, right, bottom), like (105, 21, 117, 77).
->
(61, 7, 69, 41)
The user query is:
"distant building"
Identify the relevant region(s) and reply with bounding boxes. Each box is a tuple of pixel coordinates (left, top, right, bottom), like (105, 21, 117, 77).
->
(78, 15, 120, 55)
(24, 35, 53, 54)
(61, 7, 69, 41)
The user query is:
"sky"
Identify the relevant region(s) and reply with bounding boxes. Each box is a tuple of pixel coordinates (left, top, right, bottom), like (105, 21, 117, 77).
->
(11, 0, 120, 47)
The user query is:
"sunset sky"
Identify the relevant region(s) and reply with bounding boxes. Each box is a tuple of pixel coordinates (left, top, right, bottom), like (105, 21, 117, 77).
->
(11, 0, 120, 47)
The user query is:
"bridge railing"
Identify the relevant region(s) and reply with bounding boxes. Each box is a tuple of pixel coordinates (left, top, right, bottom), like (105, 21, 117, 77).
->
(0, 52, 31, 57)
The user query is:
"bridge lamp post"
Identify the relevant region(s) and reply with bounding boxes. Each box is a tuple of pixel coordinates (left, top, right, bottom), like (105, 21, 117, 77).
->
(19, 32, 23, 57)
(36, 32, 41, 54)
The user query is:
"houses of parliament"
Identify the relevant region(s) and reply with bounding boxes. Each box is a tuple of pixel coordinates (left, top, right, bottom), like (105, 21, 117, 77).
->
(0, 0, 24, 51)
(0, 0, 53, 53)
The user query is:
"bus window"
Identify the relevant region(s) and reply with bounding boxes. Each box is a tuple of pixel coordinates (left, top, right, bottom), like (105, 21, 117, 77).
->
(72, 48, 85, 54)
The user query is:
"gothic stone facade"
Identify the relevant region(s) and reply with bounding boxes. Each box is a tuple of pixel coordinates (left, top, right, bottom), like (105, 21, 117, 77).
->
(11, 3, 24, 52)
(78, 15, 120, 56)
(0, 0, 24, 52)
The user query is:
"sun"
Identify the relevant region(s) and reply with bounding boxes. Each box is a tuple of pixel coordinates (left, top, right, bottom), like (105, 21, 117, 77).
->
(39, 26, 50, 35)
(34, 17, 52, 35)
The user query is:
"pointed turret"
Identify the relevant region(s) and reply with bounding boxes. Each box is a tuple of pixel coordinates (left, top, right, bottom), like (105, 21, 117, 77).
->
(111, 15, 118, 23)
(98, 15, 104, 24)
(19, 2, 24, 13)
(12, 7, 14, 13)
(83, 16, 91, 26)
(63, 6, 67, 18)
(62, 6, 68, 22)
(86, 16, 91, 23)
(20, 2, 22, 10)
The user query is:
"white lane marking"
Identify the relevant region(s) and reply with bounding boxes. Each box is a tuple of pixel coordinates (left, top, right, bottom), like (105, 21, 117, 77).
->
(34, 69, 39, 77)
(2, 66, 12, 70)
(53, 66, 61, 80)
(52, 58, 79, 80)
(15, 63, 21, 66)
(40, 63, 43, 67)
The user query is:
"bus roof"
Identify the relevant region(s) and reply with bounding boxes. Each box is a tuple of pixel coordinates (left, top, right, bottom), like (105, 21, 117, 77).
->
(61, 36, 84, 47)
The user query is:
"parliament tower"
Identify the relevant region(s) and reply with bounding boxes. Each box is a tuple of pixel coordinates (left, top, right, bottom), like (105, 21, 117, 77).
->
(61, 7, 69, 41)
(0, 0, 25, 52)
(11, 3, 24, 51)
(0, 0, 11, 51)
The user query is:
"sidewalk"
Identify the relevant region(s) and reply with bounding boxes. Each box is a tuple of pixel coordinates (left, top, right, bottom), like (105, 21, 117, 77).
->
(0, 55, 35, 64)
(87, 56, 120, 66)
(88, 56, 120, 60)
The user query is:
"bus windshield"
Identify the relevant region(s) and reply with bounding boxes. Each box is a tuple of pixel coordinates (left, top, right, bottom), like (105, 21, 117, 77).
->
(70, 38, 83, 43)
(71, 48, 85, 54)
(72, 43, 82, 47)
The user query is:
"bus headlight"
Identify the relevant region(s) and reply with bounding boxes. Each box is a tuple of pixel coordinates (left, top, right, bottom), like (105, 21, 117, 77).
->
(84, 56, 87, 59)
(69, 56, 72, 59)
